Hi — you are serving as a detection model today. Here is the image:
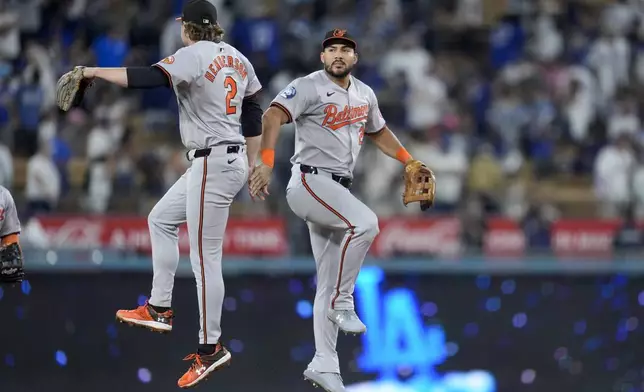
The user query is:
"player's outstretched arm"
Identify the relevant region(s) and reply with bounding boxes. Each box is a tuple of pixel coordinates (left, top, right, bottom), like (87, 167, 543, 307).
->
(259, 106, 290, 161)
(248, 106, 289, 200)
(368, 126, 436, 210)
(82, 67, 170, 89)
(366, 125, 413, 164)
(56, 66, 171, 111)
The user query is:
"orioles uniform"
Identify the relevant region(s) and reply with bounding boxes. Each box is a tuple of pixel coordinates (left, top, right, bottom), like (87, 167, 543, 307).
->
(0, 187, 20, 240)
(0, 186, 24, 285)
(140, 39, 261, 340)
(251, 28, 435, 391)
(113, 0, 263, 389)
(270, 36, 386, 390)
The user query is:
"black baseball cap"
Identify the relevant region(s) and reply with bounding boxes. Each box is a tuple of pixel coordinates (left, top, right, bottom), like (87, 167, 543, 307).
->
(322, 29, 357, 50)
(176, 0, 217, 26)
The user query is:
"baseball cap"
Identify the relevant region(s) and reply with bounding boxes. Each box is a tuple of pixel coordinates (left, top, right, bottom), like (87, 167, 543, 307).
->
(176, 0, 218, 26)
(322, 29, 357, 50)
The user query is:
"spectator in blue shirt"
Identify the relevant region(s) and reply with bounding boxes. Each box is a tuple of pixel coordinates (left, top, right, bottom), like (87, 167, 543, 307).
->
(48, 113, 72, 197)
(15, 71, 44, 157)
(231, 15, 281, 69)
(490, 15, 525, 70)
(92, 28, 130, 68)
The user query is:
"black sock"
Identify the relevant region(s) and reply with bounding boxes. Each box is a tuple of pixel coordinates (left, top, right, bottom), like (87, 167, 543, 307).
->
(149, 304, 171, 313)
(198, 344, 217, 355)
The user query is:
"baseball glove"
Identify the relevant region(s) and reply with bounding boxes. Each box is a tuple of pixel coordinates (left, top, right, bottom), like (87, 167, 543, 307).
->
(402, 159, 436, 211)
(56, 66, 93, 112)
(0, 243, 25, 285)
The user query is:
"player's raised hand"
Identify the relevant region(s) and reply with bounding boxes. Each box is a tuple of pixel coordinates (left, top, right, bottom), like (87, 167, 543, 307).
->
(249, 163, 272, 200)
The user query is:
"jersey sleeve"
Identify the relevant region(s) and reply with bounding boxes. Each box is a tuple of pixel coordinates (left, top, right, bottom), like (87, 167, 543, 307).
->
(240, 55, 262, 98)
(0, 189, 20, 237)
(153, 46, 201, 86)
(365, 88, 386, 134)
(270, 77, 316, 123)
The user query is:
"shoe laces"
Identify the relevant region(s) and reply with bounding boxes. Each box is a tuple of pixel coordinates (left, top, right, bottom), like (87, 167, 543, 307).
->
(140, 300, 152, 312)
(133, 304, 149, 315)
(338, 309, 356, 319)
(183, 353, 204, 370)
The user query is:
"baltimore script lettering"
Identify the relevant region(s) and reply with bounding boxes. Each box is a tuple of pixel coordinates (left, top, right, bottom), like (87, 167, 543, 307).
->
(322, 104, 368, 131)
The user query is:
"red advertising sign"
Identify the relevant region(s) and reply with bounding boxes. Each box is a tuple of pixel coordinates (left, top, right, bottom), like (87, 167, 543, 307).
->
(550, 220, 620, 257)
(24, 214, 643, 259)
(28, 215, 288, 256)
(484, 218, 644, 257)
(371, 217, 461, 257)
(484, 218, 525, 257)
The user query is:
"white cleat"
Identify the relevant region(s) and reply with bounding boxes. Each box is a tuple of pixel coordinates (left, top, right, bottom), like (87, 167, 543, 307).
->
(303, 369, 346, 392)
(327, 309, 366, 335)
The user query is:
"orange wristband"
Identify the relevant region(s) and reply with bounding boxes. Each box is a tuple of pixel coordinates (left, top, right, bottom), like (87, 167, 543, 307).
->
(1, 234, 19, 246)
(260, 149, 275, 168)
(396, 147, 412, 164)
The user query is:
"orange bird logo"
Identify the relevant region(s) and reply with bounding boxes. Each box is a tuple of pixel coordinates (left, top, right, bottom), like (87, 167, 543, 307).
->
(160, 56, 175, 65)
(333, 29, 347, 37)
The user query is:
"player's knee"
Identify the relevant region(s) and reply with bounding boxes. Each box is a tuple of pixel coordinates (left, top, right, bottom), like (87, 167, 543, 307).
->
(147, 209, 162, 229)
(355, 213, 379, 241)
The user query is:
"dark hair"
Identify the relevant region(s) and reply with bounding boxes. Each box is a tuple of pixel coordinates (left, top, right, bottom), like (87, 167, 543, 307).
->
(183, 21, 224, 43)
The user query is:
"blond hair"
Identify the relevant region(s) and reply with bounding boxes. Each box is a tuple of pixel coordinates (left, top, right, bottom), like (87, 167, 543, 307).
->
(183, 21, 224, 43)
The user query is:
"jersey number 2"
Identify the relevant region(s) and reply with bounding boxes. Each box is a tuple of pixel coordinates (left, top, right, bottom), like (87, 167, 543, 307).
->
(224, 76, 238, 115)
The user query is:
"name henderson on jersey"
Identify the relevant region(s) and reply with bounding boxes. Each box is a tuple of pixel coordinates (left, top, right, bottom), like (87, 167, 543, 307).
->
(204, 55, 248, 82)
(70, 0, 264, 388)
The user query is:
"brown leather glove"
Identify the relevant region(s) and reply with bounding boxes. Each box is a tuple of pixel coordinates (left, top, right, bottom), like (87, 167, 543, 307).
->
(56, 66, 94, 111)
(402, 159, 436, 211)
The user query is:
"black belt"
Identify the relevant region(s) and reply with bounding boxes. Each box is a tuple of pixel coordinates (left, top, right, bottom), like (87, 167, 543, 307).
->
(300, 164, 352, 189)
(188, 145, 241, 160)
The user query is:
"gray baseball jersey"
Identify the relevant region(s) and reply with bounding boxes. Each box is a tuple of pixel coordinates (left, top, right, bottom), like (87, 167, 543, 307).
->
(0, 186, 20, 237)
(278, 70, 386, 375)
(271, 70, 386, 178)
(135, 40, 257, 347)
(155, 40, 262, 149)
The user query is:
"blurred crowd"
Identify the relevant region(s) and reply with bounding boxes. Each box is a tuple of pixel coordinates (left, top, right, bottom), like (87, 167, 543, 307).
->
(1, 0, 644, 232)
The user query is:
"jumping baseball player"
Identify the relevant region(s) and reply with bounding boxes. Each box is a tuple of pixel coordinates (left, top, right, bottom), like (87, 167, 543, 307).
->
(57, 0, 263, 388)
(0, 186, 25, 285)
(249, 30, 435, 392)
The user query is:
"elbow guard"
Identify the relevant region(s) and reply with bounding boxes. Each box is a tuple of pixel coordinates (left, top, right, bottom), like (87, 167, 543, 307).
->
(241, 94, 262, 137)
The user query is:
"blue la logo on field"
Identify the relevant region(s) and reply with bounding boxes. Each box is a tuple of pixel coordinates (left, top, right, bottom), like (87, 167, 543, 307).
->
(280, 85, 297, 99)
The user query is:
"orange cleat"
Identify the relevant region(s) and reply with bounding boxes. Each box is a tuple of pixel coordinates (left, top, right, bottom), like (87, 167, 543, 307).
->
(177, 343, 232, 389)
(115, 301, 173, 333)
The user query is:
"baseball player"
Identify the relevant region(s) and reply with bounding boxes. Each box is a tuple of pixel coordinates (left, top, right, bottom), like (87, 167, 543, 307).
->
(70, 0, 263, 388)
(0, 186, 25, 285)
(249, 30, 435, 392)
